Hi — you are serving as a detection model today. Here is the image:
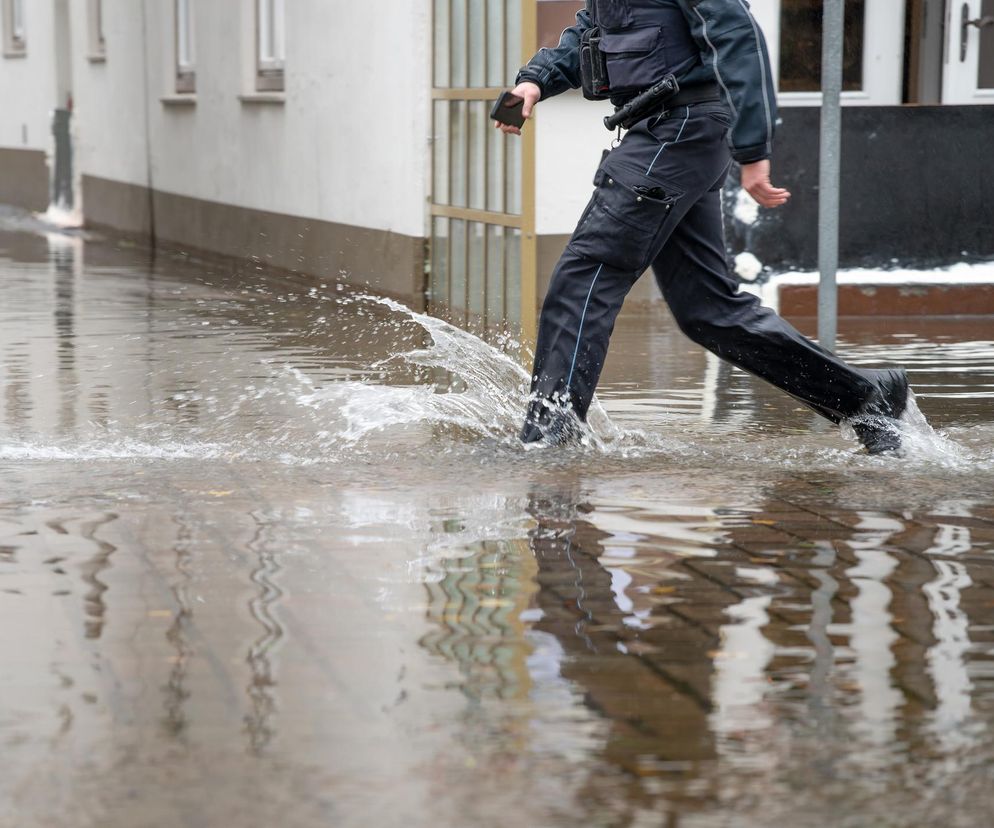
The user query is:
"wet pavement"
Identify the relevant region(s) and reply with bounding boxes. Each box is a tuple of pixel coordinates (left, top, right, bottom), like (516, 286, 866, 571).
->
(2, 207, 994, 827)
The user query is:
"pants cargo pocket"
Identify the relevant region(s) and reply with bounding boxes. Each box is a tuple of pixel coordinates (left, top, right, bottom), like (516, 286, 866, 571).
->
(568, 172, 679, 273)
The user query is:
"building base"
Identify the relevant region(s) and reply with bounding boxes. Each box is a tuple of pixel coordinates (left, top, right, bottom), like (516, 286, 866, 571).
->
(81, 175, 427, 308)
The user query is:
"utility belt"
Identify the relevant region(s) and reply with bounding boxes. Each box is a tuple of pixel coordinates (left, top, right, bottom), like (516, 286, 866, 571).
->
(603, 80, 721, 131)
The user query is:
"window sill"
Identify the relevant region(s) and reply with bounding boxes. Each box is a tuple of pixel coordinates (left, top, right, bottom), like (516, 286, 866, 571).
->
(160, 94, 197, 106)
(87, 53, 107, 64)
(239, 93, 286, 105)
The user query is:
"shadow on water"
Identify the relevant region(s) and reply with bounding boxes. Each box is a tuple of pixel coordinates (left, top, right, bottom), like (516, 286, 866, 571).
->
(3, 208, 994, 826)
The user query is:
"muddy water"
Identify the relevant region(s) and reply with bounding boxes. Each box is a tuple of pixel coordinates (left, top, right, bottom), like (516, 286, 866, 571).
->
(2, 211, 994, 827)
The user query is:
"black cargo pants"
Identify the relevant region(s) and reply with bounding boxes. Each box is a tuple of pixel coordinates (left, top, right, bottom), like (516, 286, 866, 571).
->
(521, 101, 879, 442)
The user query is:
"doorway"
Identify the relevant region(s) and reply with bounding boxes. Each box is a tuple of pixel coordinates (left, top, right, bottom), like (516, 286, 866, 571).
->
(906, 0, 994, 102)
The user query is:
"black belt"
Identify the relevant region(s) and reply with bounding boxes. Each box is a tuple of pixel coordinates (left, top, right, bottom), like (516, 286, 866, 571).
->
(665, 81, 721, 109)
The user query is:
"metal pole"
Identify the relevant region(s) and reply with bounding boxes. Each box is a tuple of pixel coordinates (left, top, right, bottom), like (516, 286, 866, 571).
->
(817, 0, 844, 351)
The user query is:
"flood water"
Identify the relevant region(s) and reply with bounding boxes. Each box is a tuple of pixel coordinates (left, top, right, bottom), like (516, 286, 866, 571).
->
(3, 208, 994, 827)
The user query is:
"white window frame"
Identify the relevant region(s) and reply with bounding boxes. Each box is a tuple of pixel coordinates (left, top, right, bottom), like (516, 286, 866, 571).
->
(176, 0, 196, 93)
(749, 0, 907, 106)
(87, 0, 105, 61)
(256, 0, 285, 92)
(3, 0, 26, 55)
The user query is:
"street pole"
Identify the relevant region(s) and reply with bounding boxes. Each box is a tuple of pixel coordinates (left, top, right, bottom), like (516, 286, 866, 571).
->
(818, 0, 844, 351)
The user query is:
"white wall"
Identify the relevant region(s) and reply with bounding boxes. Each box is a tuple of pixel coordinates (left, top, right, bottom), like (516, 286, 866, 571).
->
(68, 0, 151, 192)
(67, 0, 431, 238)
(0, 0, 58, 152)
(534, 91, 613, 236)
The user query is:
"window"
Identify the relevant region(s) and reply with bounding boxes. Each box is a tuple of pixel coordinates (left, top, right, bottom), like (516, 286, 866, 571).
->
(88, 0, 105, 60)
(176, 0, 195, 93)
(778, 0, 866, 92)
(256, 0, 285, 92)
(748, 0, 905, 105)
(3, 0, 26, 55)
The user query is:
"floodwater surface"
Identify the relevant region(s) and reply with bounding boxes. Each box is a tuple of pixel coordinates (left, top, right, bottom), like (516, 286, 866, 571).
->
(2, 209, 994, 828)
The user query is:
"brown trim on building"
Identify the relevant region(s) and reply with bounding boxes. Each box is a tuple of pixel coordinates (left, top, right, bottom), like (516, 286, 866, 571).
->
(537, 1, 584, 49)
(780, 283, 994, 317)
(0, 147, 49, 212)
(80, 175, 427, 306)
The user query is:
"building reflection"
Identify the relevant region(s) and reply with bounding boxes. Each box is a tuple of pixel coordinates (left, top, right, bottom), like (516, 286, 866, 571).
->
(420, 478, 994, 823)
(244, 510, 285, 754)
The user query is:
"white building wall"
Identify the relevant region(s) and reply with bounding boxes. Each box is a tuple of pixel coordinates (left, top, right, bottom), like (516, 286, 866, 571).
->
(0, 0, 58, 152)
(68, 0, 150, 193)
(67, 0, 430, 238)
(534, 92, 613, 237)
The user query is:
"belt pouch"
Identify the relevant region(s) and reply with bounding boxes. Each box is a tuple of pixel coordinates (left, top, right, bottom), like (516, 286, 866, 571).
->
(580, 28, 610, 100)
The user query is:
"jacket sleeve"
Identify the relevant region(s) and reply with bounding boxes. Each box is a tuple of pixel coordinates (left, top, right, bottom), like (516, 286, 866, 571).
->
(514, 9, 592, 100)
(680, 0, 777, 163)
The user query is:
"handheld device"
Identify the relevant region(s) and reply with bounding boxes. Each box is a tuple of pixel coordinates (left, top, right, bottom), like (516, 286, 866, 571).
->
(490, 91, 526, 128)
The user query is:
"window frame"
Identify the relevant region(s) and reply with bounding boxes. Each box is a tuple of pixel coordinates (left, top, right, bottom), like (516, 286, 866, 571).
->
(87, 0, 106, 61)
(175, 0, 196, 94)
(256, 0, 285, 92)
(3, 0, 27, 56)
(748, 0, 906, 106)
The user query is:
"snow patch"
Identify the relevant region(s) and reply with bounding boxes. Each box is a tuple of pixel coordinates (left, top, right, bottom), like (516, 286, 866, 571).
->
(741, 260, 994, 313)
(735, 252, 763, 282)
(733, 188, 759, 225)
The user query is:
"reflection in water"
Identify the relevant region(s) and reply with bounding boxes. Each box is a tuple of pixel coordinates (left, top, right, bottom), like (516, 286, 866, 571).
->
(163, 512, 194, 739)
(74, 513, 118, 640)
(244, 510, 285, 754)
(924, 546, 974, 748)
(52, 236, 80, 437)
(417, 478, 994, 823)
(842, 515, 902, 752)
(420, 537, 535, 701)
(711, 594, 775, 738)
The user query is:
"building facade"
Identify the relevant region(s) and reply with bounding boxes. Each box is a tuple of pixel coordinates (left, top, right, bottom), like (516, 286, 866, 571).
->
(1, 0, 993, 333)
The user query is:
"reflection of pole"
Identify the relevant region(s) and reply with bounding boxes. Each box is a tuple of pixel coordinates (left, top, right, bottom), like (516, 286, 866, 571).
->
(817, 0, 844, 351)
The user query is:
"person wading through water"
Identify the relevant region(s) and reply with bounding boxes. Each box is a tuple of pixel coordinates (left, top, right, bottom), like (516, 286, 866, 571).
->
(495, 0, 910, 454)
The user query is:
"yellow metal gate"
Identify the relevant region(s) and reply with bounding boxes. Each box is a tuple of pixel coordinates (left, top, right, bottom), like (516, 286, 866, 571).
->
(429, 0, 538, 342)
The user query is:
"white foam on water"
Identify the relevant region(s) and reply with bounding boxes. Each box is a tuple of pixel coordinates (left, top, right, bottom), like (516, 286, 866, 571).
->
(0, 437, 233, 462)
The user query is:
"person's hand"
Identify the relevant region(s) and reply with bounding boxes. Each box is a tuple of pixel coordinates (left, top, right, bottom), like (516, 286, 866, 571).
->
(740, 159, 791, 208)
(494, 82, 541, 136)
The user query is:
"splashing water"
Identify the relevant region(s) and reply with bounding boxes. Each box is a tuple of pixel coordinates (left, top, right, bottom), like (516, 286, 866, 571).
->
(291, 295, 622, 450)
(0, 272, 986, 469)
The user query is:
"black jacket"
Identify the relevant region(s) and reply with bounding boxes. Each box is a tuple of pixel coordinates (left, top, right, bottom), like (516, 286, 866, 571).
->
(515, 0, 777, 164)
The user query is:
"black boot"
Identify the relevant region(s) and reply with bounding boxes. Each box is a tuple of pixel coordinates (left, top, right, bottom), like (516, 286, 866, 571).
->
(849, 368, 910, 455)
(520, 398, 585, 445)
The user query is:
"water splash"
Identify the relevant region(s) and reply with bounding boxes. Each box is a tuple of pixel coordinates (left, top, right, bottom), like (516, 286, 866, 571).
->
(293, 294, 625, 450)
(1, 286, 989, 471)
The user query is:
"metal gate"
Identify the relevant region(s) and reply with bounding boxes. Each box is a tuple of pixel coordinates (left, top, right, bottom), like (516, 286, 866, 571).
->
(429, 0, 538, 342)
